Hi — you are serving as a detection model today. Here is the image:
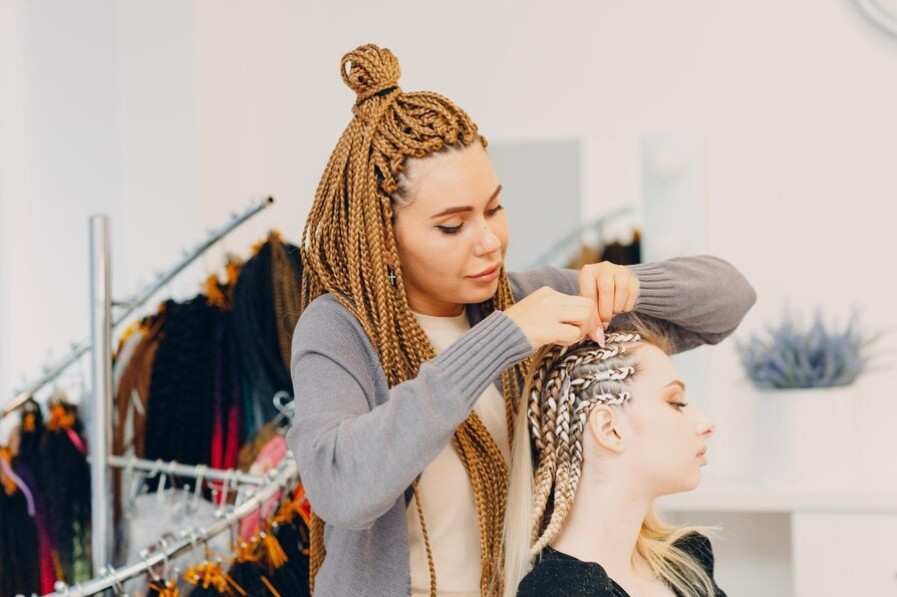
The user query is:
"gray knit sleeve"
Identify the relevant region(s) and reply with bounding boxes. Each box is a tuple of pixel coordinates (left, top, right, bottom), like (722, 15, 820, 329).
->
(286, 296, 532, 530)
(510, 255, 756, 353)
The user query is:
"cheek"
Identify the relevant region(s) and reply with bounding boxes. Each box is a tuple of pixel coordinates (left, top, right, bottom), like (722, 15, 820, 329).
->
(397, 226, 461, 273)
(632, 413, 698, 485)
(493, 216, 510, 252)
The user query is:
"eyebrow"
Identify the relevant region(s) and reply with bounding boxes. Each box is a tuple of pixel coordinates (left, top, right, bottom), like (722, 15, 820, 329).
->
(430, 184, 503, 219)
(665, 379, 687, 392)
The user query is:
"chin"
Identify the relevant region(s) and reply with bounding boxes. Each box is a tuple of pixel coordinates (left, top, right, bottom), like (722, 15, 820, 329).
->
(461, 282, 500, 303)
(658, 470, 702, 496)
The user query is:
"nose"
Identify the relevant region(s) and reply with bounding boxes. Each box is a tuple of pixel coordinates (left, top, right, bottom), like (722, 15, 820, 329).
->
(475, 220, 501, 255)
(699, 419, 716, 439)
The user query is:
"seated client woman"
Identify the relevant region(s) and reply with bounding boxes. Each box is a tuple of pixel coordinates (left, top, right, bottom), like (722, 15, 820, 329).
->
(503, 319, 727, 597)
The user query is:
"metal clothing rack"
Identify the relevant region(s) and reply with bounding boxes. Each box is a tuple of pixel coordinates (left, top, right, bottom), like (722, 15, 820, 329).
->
(107, 455, 269, 488)
(4, 196, 289, 595)
(0, 196, 274, 421)
(48, 457, 299, 597)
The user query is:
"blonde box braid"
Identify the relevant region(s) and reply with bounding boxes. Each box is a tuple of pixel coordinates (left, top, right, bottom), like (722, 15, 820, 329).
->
(298, 44, 531, 596)
(527, 334, 641, 555)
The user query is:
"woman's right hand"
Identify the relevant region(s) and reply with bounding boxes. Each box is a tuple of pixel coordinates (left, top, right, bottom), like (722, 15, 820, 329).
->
(503, 286, 604, 350)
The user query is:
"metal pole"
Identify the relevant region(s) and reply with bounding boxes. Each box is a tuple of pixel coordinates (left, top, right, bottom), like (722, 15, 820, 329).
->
(89, 215, 112, 574)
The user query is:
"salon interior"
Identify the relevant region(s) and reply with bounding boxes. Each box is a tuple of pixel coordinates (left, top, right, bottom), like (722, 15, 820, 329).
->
(2, 2, 897, 596)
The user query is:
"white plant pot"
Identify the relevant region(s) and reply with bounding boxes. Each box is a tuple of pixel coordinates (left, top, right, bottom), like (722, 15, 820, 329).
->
(752, 384, 861, 489)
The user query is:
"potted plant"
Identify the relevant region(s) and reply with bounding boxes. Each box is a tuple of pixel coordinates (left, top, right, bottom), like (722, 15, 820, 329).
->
(735, 307, 888, 487)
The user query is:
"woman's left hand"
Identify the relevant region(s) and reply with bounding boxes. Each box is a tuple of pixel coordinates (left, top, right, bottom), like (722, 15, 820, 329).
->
(577, 261, 640, 345)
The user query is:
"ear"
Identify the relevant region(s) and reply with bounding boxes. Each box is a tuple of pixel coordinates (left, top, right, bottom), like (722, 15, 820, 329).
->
(587, 405, 624, 454)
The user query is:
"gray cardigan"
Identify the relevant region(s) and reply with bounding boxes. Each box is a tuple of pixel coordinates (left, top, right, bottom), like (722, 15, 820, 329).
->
(287, 256, 756, 596)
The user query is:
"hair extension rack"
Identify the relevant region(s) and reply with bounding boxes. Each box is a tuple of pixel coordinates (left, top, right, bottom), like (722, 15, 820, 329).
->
(46, 456, 299, 597)
(1, 196, 274, 421)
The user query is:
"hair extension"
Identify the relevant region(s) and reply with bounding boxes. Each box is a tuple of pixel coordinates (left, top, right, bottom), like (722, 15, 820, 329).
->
(144, 296, 218, 489)
(112, 313, 166, 556)
(503, 316, 716, 597)
(0, 476, 41, 596)
(39, 399, 92, 583)
(232, 233, 302, 440)
(10, 459, 56, 594)
(272, 520, 310, 597)
(298, 43, 532, 596)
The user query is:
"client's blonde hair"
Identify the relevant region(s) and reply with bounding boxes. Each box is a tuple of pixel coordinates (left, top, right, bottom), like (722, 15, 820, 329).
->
(502, 315, 717, 597)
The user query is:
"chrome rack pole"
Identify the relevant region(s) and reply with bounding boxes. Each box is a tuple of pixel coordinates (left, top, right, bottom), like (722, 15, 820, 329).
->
(88, 214, 113, 574)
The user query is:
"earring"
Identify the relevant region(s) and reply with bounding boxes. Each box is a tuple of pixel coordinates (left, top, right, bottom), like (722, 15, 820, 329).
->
(387, 267, 397, 288)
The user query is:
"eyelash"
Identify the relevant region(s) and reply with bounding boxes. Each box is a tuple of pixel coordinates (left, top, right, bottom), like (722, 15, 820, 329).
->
(437, 205, 504, 235)
(670, 401, 688, 411)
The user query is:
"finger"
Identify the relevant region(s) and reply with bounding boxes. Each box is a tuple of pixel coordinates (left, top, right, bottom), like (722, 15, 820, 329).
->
(560, 296, 599, 329)
(596, 275, 615, 328)
(578, 266, 598, 307)
(588, 323, 606, 347)
(613, 271, 630, 315)
(555, 323, 583, 347)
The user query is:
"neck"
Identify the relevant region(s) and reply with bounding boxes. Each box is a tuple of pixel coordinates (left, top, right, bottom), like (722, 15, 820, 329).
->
(549, 464, 653, 582)
(407, 293, 464, 317)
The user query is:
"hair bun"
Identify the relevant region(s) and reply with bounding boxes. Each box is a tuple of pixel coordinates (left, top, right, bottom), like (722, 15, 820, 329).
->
(340, 44, 401, 105)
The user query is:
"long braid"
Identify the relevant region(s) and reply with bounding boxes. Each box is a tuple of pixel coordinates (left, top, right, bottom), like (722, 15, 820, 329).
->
(529, 346, 566, 542)
(299, 44, 531, 596)
(527, 334, 641, 555)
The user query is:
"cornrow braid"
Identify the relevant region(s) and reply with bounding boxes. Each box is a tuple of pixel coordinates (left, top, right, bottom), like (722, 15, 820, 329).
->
(299, 44, 531, 596)
(527, 333, 641, 555)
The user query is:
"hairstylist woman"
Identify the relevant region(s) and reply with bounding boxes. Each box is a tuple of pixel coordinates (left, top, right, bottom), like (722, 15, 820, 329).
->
(288, 44, 756, 597)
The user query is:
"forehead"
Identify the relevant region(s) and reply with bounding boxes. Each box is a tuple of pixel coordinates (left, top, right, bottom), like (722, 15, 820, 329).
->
(624, 343, 679, 396)
(400, 143, 497, 211)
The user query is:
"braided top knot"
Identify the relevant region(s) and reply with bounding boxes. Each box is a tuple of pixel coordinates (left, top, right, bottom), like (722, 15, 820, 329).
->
(341, 44, 402, 106)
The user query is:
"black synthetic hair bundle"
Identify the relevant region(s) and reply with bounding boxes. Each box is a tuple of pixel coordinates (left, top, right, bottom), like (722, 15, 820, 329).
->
(16, 398, 45, 474)
(271, 521, 310, 597)
(144, 295, 218, 490)
(0, 483, 41, 596)
(40, 400, 92, 583)
(231, 232, 302, 439)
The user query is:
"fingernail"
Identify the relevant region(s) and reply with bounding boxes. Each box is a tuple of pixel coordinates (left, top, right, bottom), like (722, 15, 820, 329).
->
(594, 326, 606, 347)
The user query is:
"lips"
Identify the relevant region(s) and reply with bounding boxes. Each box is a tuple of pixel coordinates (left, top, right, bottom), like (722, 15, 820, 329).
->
(469, 264, 500, 278)
(696, 447, 708, 458)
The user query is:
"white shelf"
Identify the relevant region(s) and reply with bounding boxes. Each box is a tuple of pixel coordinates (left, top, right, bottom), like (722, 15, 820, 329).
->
(657, 483, 897, 514)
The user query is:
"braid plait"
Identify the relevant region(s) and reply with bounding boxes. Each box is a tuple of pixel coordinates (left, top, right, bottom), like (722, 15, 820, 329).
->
(527, 333, 641, 556)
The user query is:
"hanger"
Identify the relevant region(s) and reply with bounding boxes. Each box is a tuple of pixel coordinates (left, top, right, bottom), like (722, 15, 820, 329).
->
(271, 390, 294, 430)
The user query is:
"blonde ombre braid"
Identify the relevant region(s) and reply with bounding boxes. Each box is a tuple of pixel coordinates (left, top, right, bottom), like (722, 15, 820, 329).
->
(298, 43, 532, 596)
(502, 322, 718, 597)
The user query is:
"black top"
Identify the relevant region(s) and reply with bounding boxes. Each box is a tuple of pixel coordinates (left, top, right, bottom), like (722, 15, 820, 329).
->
(516, 533, 727, 597)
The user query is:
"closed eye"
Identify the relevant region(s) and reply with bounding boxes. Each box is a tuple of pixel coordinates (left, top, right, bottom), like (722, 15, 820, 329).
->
(436, 204, 504, 235)
(670, 401, 689, 411)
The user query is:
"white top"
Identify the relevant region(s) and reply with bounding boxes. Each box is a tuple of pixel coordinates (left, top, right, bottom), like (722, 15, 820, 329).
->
(408, 309, 511, 596)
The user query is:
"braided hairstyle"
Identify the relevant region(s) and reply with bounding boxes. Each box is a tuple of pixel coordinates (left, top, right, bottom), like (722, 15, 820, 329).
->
(299, 44, 531, 596)
(503, 317, 717, 597)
